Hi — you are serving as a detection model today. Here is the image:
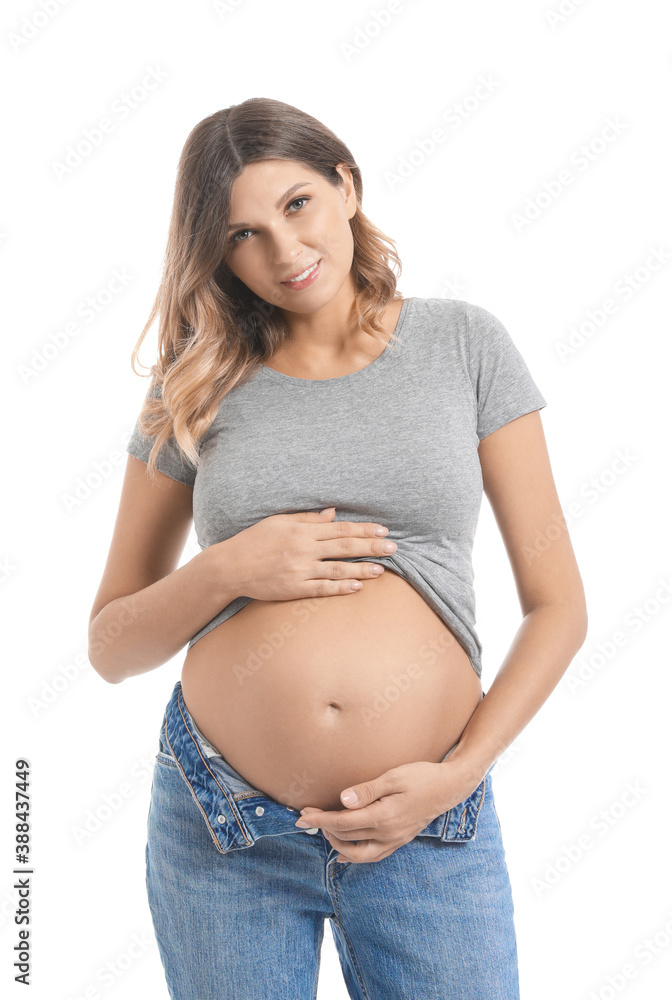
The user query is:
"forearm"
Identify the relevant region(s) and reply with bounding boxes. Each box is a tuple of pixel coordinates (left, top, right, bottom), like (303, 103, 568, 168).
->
(88, 541, 239, 684)
(440, 602, 589, 801)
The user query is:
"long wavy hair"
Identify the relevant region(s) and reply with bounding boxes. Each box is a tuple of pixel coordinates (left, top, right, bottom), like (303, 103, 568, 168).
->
(130, 97, 404, 481)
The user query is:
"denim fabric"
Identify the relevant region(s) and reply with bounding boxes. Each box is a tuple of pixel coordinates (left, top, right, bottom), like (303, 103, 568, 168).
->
(145, 680, 519, 998)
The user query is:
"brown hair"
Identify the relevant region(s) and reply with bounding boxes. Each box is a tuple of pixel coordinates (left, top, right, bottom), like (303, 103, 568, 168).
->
(130, 97, 404, 480)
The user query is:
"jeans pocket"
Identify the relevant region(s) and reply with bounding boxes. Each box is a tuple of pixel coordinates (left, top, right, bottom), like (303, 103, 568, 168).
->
(439, 773, 488, 843)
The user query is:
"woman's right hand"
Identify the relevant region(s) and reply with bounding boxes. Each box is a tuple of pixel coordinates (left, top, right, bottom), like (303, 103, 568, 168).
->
(222, 507, 397, 603)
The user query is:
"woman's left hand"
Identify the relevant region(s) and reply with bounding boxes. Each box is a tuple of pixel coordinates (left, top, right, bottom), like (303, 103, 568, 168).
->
(294, 760, 481, 864)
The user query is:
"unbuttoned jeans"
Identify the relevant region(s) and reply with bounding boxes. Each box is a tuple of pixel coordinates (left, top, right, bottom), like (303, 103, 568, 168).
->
(145, 680, 519, 999)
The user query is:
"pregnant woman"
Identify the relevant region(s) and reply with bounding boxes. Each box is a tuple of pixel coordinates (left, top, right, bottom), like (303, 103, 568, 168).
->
(89, 97, 588, 999)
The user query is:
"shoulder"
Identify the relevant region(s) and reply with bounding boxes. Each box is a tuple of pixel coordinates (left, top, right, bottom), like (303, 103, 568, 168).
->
(407, 296, 501, 341)
(408, 295, 468, 323)
(406, 296, 532, 380)
(404, 296, 486, 360)
(402, 296, 469, 343)
(442, 298, 521, 365)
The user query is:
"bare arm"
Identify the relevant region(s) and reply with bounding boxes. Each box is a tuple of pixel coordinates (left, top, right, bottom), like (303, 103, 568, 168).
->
(88, 456, 239, 685)
(89, 545, 237, 684)
(440, 410, 589, 793)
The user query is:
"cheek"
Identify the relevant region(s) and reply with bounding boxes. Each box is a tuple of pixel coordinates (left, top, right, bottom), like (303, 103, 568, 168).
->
(228, 252, 268, 290)
(320, 212, 354, 260)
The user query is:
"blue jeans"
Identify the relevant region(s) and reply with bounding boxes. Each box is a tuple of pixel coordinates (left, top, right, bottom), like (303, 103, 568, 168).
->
(145, 680, 519, 999)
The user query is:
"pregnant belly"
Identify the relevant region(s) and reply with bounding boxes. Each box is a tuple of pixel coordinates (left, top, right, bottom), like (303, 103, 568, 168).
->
(180, 569, 483, 812)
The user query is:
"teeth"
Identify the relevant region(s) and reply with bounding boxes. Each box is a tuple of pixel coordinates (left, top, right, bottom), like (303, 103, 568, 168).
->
(286, 261, 318, 282)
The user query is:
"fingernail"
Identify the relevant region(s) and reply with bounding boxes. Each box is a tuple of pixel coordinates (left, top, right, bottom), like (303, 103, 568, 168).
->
(341, 790, 358, 805)
(295, 820, 310, 828)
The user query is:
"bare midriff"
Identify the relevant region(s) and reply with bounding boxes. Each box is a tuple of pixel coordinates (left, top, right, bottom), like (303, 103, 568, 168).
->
(180, 568, 482, 812)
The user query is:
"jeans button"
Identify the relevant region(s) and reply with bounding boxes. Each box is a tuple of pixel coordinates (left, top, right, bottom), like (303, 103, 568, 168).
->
(217, 814, 227, 824)
(255, 806, 265, 816)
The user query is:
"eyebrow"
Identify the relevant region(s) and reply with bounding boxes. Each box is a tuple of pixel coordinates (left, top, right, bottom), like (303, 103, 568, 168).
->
(227, 181, 313, 232)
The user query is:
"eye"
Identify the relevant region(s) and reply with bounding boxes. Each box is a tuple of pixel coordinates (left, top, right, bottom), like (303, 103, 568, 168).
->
(229, 228, 252, 245)
(289, 195, 310, 211)
(228, 195, 310, 246)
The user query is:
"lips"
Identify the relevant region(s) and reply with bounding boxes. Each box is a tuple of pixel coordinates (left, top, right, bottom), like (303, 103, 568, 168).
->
(281, 259, 321, 284)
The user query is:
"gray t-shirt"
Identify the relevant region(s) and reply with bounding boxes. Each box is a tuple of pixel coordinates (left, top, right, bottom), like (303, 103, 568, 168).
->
(126, 297, 547, 678)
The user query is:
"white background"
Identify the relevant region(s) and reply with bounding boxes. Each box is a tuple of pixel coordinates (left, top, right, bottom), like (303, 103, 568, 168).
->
(2, 1, 671, 998)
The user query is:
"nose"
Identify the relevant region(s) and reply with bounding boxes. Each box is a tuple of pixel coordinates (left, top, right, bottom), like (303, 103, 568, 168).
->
(263, 227, 308, 277)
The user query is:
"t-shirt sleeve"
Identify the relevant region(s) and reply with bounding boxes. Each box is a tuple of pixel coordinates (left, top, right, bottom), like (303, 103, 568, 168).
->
(465, 301, 547, 441)
(126, 381, 198, 486)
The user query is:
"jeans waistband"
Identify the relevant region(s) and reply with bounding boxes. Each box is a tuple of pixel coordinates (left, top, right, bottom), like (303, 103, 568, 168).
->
(160, 680, 491, 856)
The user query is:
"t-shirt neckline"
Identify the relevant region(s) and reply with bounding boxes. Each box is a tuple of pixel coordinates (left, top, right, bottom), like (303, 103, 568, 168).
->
(259, 296, 412, 385)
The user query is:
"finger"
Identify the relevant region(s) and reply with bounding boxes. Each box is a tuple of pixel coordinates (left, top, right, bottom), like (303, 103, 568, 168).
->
(317, 535, 396, 560)
(298, 815, 379, 840)
(314, 560, 387, 582)
(298, 802, 385, 833)
(331, 836, 403, 865)
(326, 831, 368, 860)
(314, 518, 390, 539)
(329, 834, 391, 864)
(321, 824, 378, 841)
(336, 851, 391, 864)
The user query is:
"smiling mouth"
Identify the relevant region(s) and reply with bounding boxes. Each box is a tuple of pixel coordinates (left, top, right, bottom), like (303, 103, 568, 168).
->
(281, 259, 321, 284)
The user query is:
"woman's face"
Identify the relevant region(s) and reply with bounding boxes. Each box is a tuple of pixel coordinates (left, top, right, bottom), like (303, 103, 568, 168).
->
(223, 158, 357, 312)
